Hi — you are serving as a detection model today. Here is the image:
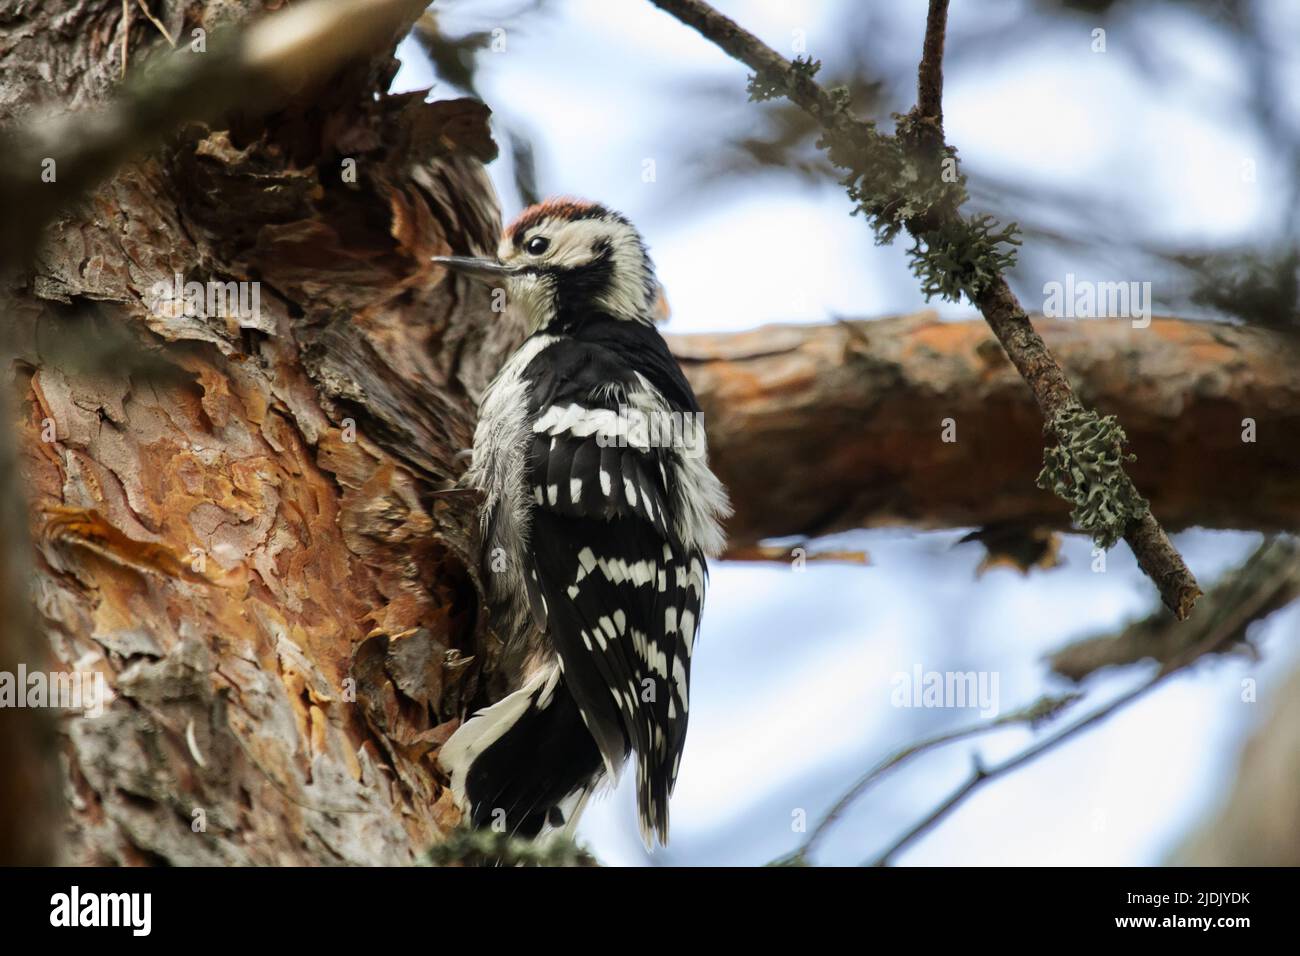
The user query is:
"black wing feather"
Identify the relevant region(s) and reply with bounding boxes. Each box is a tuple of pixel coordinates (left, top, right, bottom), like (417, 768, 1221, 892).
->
(519, 326, 705, 841)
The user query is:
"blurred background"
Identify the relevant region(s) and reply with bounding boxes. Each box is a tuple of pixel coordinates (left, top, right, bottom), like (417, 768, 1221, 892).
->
(395, 0, 1299, 866)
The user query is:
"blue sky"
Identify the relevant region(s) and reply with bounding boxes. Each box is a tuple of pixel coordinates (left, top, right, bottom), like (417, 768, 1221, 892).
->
(396, 0, 1299, 865)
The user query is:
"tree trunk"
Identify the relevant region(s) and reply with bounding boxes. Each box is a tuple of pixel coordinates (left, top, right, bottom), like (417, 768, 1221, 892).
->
(4, 0, 514, 865)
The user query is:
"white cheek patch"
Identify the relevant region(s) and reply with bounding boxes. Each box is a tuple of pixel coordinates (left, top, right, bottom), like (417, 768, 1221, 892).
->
(506, 219, 603, 270)
(549, 219, 612, 268)
(596, 232, 654, 320)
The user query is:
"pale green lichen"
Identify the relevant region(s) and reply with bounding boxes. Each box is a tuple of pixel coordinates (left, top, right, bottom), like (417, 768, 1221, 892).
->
(1036, 407, 1148, 549)
(908, 214, 1022, 302)
(746, 55, 822, 102)
(749, 57, 1021, 305)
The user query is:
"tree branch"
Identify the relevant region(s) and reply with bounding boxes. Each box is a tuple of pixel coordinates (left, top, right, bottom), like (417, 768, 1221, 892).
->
(674, 314, 1300, 547)
(648, 0, 1202, 619)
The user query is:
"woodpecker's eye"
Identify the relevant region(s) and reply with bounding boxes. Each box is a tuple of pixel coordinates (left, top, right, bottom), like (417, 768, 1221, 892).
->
(525, 235, 550, 256)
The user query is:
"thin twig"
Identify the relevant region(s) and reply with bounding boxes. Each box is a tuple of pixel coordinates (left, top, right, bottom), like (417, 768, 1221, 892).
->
(915, 0, 949, 128)
(773, 692, 1080, 865)
(868, 555, 1290, 865)
(867, 678, 1153, 866)
(646, 0, 1202, 620)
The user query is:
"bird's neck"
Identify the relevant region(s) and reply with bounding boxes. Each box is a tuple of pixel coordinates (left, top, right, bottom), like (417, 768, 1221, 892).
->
(544, 256, 654, 333)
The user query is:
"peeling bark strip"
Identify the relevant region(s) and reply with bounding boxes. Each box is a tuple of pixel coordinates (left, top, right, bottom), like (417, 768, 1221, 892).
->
(2, 0, 519, 865)
(648, 0, 1202, 619)
(675, 314, 1300, 548)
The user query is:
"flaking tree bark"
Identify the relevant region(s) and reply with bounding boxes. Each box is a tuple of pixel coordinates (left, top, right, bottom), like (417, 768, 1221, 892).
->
(4, 0, 515, 865)
(2, 0, 1297, 865)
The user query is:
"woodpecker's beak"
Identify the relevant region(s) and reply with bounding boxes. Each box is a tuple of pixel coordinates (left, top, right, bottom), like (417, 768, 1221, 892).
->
(431, 255, 514, 282)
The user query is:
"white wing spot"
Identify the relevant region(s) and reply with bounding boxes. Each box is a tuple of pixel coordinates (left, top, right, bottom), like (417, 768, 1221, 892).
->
(672, 655, 688, 697)
(681, 609, 697, 654)
(599, 616, 618, 644)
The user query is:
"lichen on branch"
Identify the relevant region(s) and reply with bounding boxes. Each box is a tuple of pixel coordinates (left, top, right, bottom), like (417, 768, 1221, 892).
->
(746, 54, 1022, 304)
(1036, 407, 1148, 550)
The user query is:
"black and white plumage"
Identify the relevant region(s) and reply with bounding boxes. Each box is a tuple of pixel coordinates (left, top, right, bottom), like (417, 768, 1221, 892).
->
(435, 199, 730, 847)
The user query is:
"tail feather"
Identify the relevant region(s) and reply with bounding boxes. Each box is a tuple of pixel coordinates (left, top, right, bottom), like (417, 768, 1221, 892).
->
(440, 664, 608, 838)
(636, 753, 673, 848)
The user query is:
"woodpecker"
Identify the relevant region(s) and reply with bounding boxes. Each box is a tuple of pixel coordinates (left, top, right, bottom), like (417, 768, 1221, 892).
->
(434, 198, 730, 847)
